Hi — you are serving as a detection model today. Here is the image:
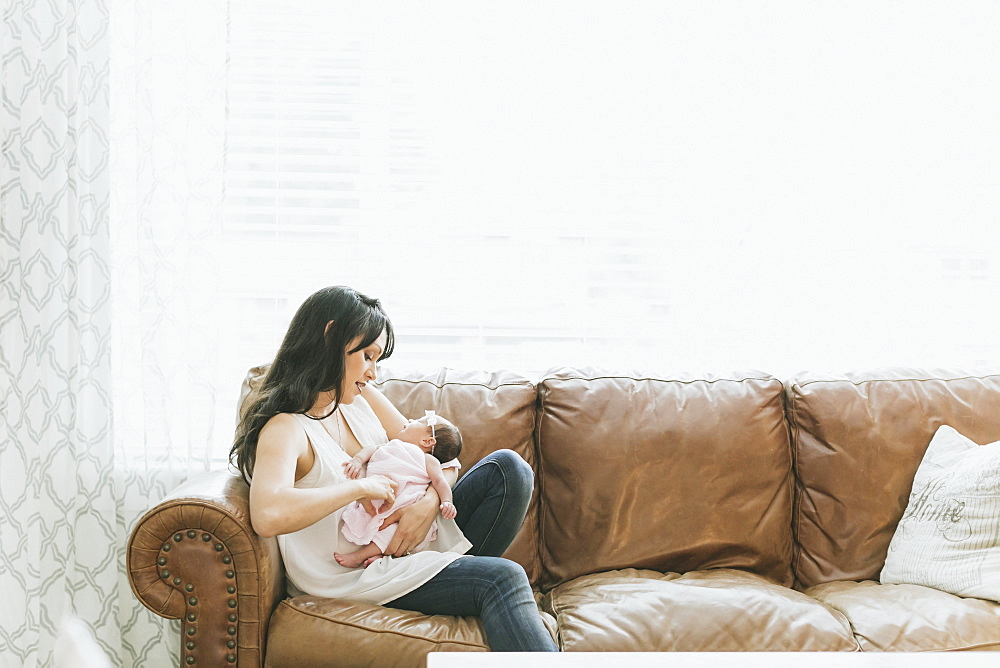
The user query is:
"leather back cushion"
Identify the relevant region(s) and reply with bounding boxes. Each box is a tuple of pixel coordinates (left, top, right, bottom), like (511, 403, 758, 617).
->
(786, 368, 1000, 589)
(373, 368, 541, 584)
(537, 368, 793, 590)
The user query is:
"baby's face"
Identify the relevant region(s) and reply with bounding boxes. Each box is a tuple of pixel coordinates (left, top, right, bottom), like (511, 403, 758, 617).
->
(396, 416, 436, 451)
(396, 415, 455, 453)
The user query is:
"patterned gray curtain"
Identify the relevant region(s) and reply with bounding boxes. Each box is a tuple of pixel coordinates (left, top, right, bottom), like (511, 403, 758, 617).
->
(2, 0, 227, 664)
(1, 0, 118, 664)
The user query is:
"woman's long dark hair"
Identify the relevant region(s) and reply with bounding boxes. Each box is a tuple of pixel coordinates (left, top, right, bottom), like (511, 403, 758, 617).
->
(231, 286, 394, 482)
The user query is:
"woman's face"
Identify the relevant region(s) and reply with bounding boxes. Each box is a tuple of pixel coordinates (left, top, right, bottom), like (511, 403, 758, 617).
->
(340, 329, 388, 404)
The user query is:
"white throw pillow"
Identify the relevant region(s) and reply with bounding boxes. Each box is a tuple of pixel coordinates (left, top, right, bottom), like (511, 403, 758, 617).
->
(881, 425, 1000, 601)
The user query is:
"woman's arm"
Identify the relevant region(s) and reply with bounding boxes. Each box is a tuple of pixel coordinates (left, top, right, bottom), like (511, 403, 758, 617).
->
(249, 413, 397, 538)
(361, 384, 407, 438)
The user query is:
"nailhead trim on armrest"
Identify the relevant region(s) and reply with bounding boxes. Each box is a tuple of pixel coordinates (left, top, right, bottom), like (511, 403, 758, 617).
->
(127, 470, 285, 668)
(155, 531, 240, 665)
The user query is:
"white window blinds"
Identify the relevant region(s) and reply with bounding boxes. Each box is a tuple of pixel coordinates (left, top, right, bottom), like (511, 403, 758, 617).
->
(218, 0, 1000, 395)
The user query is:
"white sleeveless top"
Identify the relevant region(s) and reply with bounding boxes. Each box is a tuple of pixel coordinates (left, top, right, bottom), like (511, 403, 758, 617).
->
(276, 398, 471, 604)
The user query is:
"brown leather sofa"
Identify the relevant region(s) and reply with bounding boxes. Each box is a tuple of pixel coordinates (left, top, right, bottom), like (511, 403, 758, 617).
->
(127, 366, 1000, 666)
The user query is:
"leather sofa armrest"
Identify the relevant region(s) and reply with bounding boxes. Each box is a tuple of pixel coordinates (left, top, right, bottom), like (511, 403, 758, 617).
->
(127, 470, 284, 667)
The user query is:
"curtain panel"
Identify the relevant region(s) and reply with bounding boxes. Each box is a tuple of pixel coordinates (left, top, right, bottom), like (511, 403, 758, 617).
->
(2, 0, 227, 664)
(1, 0, 118, 664)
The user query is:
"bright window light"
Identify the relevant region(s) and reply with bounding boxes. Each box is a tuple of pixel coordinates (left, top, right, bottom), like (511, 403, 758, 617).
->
(208, 0, 1000, 456)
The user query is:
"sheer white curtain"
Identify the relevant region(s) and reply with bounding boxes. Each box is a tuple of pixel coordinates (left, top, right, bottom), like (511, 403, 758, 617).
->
(0, 0, 118, 664)
(108, 0, 228, 664)
(108, 0, 226, 491)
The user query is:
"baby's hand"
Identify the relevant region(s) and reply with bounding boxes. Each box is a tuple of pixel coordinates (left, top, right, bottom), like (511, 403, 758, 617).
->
(342, 457, 363, 479)
(440, 501, 457, 520)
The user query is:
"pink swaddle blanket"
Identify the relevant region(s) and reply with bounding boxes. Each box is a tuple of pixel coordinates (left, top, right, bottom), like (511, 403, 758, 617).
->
(341, 439, 438, 552)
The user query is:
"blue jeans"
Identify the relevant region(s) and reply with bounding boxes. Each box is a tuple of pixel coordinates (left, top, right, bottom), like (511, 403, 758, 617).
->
(452, 447, 533, 557)
(387, 450, 557, 652)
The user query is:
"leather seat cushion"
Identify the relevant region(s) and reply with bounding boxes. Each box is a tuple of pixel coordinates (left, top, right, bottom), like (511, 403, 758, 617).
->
(545, 568, 859, 652)
(807, 580, 1000, 651)
(264, 596, 488, 668)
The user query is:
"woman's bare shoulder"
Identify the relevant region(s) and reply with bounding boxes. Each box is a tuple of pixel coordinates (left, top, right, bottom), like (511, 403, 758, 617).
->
(258, 413, 309, 453)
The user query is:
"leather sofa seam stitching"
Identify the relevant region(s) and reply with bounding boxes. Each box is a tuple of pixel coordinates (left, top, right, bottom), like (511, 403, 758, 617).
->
(375, 378, 535, 391)
(540, 375, 777, 385)
(277, 601, 490, 649)
(795, 373, 1000, 388)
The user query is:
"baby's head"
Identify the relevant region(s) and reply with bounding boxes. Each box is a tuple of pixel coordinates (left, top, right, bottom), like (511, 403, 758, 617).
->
(395, 414, 463, 464)
(427, 420, 462, 463)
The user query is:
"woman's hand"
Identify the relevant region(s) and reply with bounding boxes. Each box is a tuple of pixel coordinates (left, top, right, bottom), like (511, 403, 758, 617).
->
(358, 474, 397, 508)
(380, 488, 440, 556)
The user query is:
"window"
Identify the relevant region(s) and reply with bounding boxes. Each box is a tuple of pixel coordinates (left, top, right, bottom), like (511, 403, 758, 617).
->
(211, 1, 1000, 457)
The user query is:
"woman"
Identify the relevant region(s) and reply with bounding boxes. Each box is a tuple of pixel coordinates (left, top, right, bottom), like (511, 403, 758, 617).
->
(231, 286, 557, 652)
